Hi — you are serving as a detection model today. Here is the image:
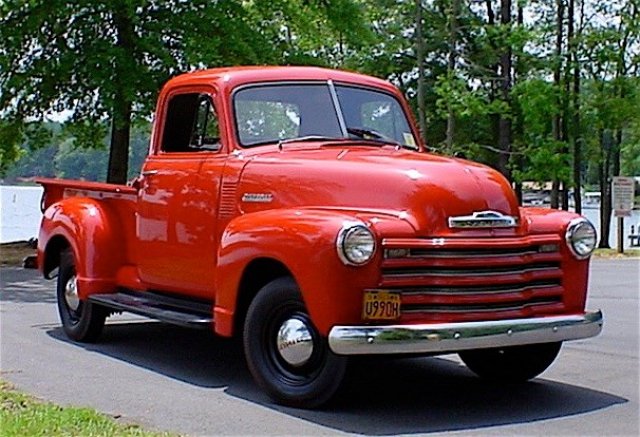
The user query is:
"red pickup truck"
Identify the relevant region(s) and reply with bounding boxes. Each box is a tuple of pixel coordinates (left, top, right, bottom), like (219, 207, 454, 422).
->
(37, 66, 602, 408)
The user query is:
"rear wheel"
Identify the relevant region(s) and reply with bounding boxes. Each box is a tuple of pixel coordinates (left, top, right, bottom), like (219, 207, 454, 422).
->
(243, 277, 347, 408)
(56, 249, 107, 342)
(459, 342, 562, 382)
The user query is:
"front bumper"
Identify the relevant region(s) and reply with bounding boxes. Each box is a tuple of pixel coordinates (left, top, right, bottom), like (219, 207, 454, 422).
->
(328, 310, 603, 355)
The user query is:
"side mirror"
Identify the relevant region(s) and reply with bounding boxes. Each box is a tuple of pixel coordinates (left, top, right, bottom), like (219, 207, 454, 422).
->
(129, 175, 144, 190)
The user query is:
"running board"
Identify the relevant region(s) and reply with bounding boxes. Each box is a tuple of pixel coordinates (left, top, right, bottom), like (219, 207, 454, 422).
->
(89, 291, 214, 329)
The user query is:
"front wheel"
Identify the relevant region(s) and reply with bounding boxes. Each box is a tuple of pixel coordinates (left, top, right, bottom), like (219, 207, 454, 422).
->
(56, 249, 107, 342)
(243, 277, 347, 408)
(459, 342, 562, 382)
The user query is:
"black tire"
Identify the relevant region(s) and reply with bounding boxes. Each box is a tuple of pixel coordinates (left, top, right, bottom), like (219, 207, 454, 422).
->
(243, 277, 347, 408)
(56, 249, 107, 342)
(459, 342, 562, 382)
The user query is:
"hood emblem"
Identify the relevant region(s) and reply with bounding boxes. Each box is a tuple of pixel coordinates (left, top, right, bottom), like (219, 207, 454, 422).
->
(448, 210, 518, 229)
(242, 193, 273, 203)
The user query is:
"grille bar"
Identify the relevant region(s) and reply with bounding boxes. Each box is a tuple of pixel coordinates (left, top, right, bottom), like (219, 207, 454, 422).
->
(383, 252, 562, 269)
(402, 297, 562, 314)
(382, 262, 560, 278)
(407, 247, 545, 258)
(397, 280, 562, 296)
(401, 286, 563, 306)
(381, 271, 562, 289)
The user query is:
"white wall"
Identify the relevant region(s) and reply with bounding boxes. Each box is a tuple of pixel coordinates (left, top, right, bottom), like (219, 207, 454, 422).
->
(0, 186, 44, 243)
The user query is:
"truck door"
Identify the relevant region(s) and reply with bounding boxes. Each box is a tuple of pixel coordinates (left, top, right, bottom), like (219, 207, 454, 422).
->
(136, 90, 226, 298)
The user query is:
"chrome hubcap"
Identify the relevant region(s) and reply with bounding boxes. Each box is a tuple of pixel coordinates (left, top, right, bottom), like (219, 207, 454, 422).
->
(276, 317, 314, 367)
(64, 275, 80, 311)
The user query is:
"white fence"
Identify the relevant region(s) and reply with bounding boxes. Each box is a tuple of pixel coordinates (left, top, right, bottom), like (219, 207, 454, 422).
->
(0, 185, 43, 243)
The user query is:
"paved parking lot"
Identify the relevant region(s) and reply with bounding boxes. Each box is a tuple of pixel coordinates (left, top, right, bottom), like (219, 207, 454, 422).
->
(1, 258, 638, 436)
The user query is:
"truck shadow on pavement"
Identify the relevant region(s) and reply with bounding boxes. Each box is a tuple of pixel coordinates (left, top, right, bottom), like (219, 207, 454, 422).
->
(47, 320, 627, 435)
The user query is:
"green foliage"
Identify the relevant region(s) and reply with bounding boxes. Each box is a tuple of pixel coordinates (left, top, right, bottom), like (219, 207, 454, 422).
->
(509, 78, 570, 184)
(434, 74, 510, 120)
(4, 122, 150, 182)
(0, 381, 170, 436)
(0, 0, 368, 175)
(511, 138, 572, 183)
(0, 122, 24, 174)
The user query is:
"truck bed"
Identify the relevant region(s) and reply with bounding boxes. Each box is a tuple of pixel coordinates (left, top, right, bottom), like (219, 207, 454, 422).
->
(36, 178, 137, 211)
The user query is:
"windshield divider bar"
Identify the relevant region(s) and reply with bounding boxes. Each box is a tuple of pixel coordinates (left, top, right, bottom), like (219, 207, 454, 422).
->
(328, 80, 348, 137)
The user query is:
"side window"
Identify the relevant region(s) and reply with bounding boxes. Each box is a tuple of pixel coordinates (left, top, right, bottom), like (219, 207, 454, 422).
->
(161, 92, 221, 153)
(190, 97, 221, 151)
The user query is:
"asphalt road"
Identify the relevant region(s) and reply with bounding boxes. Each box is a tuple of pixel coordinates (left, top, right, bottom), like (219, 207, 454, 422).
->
(1, 259, 638, 436)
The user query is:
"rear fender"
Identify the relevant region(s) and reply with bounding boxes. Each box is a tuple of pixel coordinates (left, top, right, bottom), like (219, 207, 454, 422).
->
(38, 198, 127, 299)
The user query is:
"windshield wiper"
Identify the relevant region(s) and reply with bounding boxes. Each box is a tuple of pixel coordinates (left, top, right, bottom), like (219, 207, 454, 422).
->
(346, 127, 415, 149)
(244, 135, 347, 148)
(278, 135, 346, 145)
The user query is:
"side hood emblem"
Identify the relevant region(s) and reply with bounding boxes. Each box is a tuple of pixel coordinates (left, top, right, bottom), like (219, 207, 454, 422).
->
(448, 210, 518, 228)
(242, 193, 273, 203)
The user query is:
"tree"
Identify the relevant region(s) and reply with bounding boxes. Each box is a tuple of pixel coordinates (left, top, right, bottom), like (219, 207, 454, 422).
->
(495, 0, 513, 179)
(581, 0, 639, 247)
(0, 0, 367, 183)
(415, 0, 428, 143)
(445, 0, 459, 151)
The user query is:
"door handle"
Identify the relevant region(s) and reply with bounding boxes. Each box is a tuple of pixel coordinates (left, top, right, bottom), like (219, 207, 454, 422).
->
(141, 170, 158, 177)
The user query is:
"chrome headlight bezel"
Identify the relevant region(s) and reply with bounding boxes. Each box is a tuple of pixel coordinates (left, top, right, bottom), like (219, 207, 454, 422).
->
(565, 218, 597, 260)
(336, 223, 376, 266)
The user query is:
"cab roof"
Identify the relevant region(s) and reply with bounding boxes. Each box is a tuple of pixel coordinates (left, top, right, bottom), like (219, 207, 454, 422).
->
(163, 66, 397, 95)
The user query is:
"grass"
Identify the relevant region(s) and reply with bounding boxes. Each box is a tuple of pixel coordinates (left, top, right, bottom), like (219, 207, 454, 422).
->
(0, 241, 36, 267)
(0, 381, 171, 437)
(593, 248, 640, 258)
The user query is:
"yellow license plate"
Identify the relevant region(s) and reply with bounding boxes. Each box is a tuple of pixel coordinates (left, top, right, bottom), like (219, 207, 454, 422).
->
(362, 291, 401, 320)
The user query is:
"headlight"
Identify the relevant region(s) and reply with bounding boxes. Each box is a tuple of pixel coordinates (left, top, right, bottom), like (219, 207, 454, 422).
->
(565, 218, 597, 259)
(336, 224, 376, 266)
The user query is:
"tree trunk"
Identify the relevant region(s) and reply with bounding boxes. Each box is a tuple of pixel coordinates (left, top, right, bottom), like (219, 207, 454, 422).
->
(486, 1, 500, 153)
(550, 181, 560, 209)
(551, 0, 565, 209)
(446, 0, 459, 151)
(108, 98, 132, 184)
(107, 6, 135, 184)
(497, 0, 512, 180)
(613, 129, 622, 177)
(415, 0, 427, 145)
(598, 130, 612, 248)
(560, 0, 576, 211)
(560, 181, 569, 210)
(570, 0, 582, 214)
(513, 3, 524, 205)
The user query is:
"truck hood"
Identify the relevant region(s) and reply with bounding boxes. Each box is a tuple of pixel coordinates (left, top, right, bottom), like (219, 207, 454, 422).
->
(237, 145, 521, 236)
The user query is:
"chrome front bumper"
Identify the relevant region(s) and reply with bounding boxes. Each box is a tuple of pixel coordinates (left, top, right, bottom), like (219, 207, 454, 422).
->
(328, 310, 603, 355)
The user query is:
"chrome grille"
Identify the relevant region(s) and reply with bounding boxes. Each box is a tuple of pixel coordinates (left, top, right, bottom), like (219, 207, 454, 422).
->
(380, 236, 565, 322)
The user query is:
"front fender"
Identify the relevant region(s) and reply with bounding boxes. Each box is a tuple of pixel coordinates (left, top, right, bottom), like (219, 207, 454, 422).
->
(214, 208, 390, 337)
(38, 197, 128, 299)
(520, 207, 591, 311)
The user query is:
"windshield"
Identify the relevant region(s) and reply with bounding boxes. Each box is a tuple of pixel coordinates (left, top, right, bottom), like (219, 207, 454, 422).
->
(233, 82, 418, 149)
